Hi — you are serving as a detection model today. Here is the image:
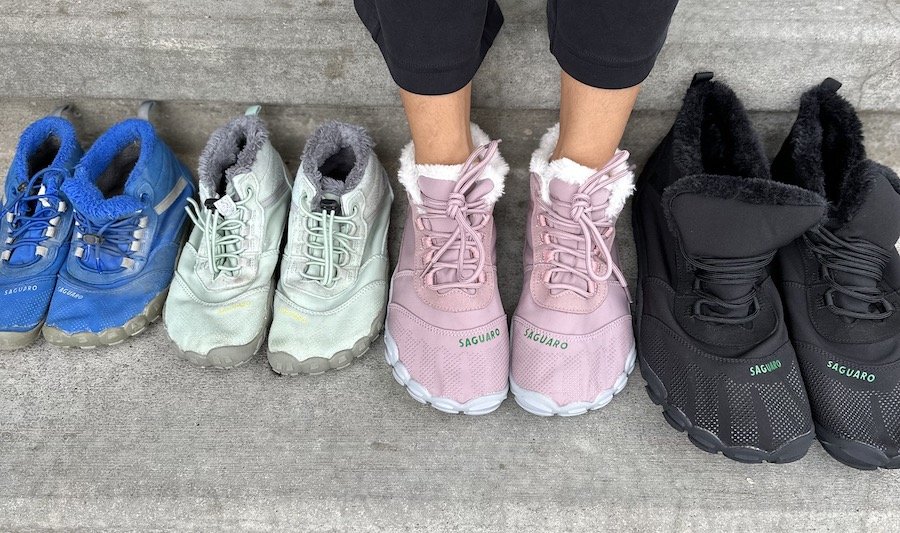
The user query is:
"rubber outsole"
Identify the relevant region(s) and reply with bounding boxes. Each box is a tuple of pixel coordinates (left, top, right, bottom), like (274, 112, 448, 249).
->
(42, 290, 168, 349)
(0, 322, 44, 351)
(511, 346, 637, 417)
(171, 327, 267, 370)
(166, 286, 276, 371)
(383, 327, 508, 415)
(639, 356, 814, 464)
(816, 425, 900, 470)
(267, 309, 385, 377)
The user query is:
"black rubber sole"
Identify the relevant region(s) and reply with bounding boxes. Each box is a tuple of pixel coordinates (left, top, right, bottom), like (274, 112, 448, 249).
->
(639, 356, 814, 464)
(816, 425, 900, 471)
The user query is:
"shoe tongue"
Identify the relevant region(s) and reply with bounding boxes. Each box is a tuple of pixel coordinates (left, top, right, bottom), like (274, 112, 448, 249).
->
(548, 179, 611, 220)
(668, 175, 826, 259)
(831, 162, 900, 250)
(668, 175, 826, 320)
(5, 177, 62, 266)
(417, 175, 494, 286)
(544, 178, 613, 293)
(417, 176, 493, 233)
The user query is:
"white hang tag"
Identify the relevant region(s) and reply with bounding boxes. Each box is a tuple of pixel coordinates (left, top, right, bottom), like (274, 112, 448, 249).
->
(213, 196, 237, 217)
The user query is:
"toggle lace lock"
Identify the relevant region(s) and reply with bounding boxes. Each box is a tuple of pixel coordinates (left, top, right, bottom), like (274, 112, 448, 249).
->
(82, 234, 104, 245)
(319, 198, 341, 216)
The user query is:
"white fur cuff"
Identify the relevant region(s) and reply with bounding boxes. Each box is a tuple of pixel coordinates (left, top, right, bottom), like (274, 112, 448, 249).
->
(398, 123, 508, 206)
(530, 123, 635, 216)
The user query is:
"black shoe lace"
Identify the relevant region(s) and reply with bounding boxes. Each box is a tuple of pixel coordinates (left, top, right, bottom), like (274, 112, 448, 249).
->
(685, 251, 776, 325)
(804, 226, 894, 320)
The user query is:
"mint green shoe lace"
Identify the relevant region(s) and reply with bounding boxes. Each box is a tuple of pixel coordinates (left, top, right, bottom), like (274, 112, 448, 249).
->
(185, 192, 252, 278)
(297, 199, 361, 288)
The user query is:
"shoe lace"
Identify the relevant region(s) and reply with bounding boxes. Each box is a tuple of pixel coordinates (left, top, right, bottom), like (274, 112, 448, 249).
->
(686, 250, 776, 325)
(804, 226, 894, 320)
(0, 168, 69, 265)
(538, 150, 632, 299)
(297, 199, 361, 289)
(419, 141, 498, 291)
(186, 193, 252, 278)
(73, 209, 148, 273)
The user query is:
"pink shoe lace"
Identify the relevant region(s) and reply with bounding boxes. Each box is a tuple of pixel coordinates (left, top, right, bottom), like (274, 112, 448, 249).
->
(538, 150, 632, 299)
(417, 141, 499, 292)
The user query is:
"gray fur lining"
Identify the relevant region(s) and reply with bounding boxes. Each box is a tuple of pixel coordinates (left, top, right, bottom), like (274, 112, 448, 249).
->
(301, 121, 373, 200)
(198, 115, 270, 196)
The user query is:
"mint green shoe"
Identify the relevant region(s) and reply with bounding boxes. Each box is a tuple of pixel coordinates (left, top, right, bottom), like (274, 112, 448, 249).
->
(267, 121, 392, 375)
(164, 107, 291, 369)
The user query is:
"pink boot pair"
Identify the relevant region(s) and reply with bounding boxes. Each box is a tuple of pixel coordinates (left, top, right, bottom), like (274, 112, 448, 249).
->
(385, 124, 636, 416)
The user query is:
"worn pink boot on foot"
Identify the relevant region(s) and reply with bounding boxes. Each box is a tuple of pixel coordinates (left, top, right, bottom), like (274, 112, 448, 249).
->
(385, 125, 510, 415)
(511, 124, 637, 416)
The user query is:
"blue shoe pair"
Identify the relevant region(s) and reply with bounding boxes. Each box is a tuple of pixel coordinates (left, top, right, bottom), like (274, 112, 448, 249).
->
(0, 104, 195, 349)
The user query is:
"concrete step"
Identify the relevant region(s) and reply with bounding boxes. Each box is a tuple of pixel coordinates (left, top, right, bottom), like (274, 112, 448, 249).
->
(1, 100, 899, 530)
(1, 0, 898, 112)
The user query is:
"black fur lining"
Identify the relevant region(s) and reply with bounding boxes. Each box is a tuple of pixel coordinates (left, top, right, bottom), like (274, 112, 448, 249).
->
(771, 82, 866, 199)
(671, 80, 770, 180)
(831, 160, 900, 224)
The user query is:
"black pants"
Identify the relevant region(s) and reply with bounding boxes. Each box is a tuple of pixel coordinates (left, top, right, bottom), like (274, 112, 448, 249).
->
(354, 0, 679, 95)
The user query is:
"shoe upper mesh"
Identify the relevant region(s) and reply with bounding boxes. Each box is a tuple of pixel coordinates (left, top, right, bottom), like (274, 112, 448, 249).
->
(511, 316, 633, 405)
(800, 348, 900, 453)
(388, 309, 509, 403)
(641, 317, 811, 449)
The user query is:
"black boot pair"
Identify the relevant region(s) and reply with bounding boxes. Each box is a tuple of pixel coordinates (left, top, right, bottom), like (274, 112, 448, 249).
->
(633, 73, 900, 469)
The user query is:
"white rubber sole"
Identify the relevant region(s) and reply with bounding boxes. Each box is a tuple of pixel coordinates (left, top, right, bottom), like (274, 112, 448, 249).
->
(511, 345, 637, 417)
(383, 327, 508, 415)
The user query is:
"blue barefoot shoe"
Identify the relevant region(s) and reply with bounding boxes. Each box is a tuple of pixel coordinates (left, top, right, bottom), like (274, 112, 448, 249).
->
(0, 111, 83, 350)
(43, 104, 194, 348)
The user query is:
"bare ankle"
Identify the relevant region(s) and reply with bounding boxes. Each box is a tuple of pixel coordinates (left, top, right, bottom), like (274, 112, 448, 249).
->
(401, 83, 475, 165)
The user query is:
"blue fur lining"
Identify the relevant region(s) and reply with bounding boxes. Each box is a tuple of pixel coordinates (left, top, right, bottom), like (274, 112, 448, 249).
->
(11, 116, 82, 183)
(63, 119, 155, 222)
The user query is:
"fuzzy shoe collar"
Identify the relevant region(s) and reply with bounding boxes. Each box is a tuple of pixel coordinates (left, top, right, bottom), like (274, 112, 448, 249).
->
(398, 123, 508, 206)
(529, 123, 635, 217)
(198, 114, 270, 200)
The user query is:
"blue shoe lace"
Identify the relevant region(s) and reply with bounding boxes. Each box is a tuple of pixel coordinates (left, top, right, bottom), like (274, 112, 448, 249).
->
(0, 168, 69, 266)
(73, 209, 148, 273)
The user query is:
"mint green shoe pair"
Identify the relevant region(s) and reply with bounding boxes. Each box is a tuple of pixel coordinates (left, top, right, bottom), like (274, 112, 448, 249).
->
(164, 108, 393, 374)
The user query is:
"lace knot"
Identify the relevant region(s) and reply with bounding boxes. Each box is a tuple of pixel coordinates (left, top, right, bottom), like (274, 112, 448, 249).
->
(446, 193, 467, 219)
(569, 193, 592, 220)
